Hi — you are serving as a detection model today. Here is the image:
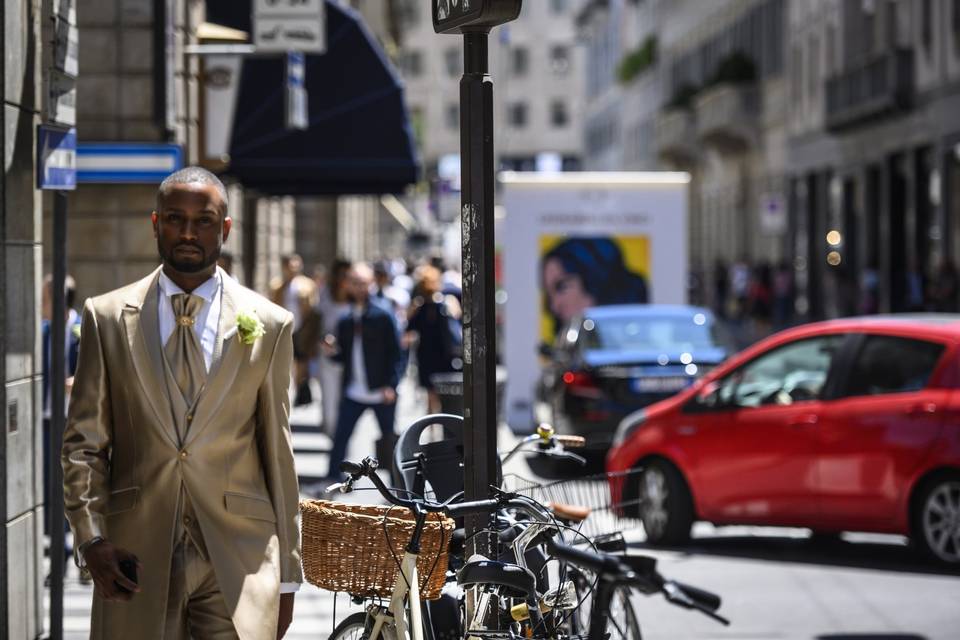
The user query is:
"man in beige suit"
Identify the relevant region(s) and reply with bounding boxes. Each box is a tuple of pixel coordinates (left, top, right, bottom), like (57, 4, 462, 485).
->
(62, 167, 301, 639)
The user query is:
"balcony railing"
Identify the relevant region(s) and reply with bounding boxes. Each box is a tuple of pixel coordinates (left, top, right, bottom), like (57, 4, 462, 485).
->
(694, 83, 759, 153)
(653, 108, 697, 165)
(825, 48, 913, 131)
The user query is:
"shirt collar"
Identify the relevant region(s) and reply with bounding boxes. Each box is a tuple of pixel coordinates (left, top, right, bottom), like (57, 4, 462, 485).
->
(158, 268, 221, 304)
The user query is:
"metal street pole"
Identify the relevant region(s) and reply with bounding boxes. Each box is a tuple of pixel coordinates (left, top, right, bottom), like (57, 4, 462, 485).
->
(50, 190, 68, 640)
(460, 30, 498, 559)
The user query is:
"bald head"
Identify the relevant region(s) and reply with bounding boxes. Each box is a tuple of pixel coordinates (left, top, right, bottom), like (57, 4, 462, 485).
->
(346, 262, 374, 304)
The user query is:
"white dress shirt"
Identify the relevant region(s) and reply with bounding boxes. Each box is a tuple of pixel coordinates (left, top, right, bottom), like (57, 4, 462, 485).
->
(157, 267, 301, 594)
(158, 270, 221, 371)
(345, 307, 385, 404)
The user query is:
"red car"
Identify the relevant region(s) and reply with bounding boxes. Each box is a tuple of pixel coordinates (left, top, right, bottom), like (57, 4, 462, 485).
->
(607, 316, 960, 564)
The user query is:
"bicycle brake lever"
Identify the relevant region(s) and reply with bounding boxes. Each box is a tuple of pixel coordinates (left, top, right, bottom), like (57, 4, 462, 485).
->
(324, 481, 349, 494)
(556, 450, 587, 466)
(699, 608, 730, 626)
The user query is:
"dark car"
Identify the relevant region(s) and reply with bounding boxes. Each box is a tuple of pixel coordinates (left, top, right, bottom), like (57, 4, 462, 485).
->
(536, 304, 734, 455)
(607, 315, 960, 564)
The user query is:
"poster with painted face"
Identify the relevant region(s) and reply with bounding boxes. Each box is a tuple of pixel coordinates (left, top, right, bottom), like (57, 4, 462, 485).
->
(499, 172, 689, 430)
(539, 235, 650, 343)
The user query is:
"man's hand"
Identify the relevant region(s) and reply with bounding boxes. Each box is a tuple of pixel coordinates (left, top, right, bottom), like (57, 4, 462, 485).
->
(382, 387, 397, 404)
(83, 539, 142, 602)
(277, 592, 295, 639)
(320, 334, 337, 356)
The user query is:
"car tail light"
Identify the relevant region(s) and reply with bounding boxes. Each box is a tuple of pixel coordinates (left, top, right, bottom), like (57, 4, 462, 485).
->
(562, 370, 604, 399)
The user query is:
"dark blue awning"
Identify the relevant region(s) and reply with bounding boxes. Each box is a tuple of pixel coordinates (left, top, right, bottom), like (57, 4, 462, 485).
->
(206, 0, 420, 195)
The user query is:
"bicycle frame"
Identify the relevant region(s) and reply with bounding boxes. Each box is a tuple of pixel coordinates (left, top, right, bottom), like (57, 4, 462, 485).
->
(366, 550, 423, 640)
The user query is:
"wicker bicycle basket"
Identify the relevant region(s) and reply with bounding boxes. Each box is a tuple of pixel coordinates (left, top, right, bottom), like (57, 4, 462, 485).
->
(299, 499, 455, 600)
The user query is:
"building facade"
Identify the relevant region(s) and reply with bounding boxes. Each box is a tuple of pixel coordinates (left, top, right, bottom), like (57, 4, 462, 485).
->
(390, 0, 587, 225)
(580, 0, 789, 306)
(786, 0, 960, 318)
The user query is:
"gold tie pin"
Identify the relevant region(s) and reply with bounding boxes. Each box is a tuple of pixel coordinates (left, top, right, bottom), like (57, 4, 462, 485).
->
(177, 316, 196, 327)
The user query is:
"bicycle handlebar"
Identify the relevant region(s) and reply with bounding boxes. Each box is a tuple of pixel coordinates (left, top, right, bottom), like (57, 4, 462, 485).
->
(548, 541, 728, 625)
(335, 456, 555, 525)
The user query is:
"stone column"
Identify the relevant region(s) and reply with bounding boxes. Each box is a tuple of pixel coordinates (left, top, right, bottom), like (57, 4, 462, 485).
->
(2, 0, 45, 635)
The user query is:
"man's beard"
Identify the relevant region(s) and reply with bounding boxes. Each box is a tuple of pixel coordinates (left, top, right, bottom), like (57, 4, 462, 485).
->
(159, 241, 219, 273)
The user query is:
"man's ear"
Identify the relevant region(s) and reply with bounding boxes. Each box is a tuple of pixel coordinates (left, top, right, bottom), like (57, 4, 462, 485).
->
(151, 211, 159, 237)
(222, 216, 233, 242)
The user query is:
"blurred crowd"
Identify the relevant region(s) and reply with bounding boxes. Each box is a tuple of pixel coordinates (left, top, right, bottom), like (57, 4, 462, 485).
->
(265, 254, 464, 482)
(692, 257, 960, 346)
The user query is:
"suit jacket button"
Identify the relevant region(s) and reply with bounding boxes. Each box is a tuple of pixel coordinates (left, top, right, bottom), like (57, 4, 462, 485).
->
(180, 450, 188, 459)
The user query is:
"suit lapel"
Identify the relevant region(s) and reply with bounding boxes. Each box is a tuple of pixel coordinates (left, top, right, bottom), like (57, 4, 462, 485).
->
(121, 267, 181, 448)
(183, 273, 244, 447)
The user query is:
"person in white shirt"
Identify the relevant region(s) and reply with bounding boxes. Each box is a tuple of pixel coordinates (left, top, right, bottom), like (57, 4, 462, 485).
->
(323, 263, 403, 480)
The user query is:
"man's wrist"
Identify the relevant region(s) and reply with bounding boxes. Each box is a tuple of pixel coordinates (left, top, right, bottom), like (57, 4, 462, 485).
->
(77, 536, 104, 567)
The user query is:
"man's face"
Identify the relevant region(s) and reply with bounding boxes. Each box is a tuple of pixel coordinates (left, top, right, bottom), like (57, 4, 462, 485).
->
(151, 183, 231, 274)
(346, 269, 373, 303)
(282, 257, 303, 282)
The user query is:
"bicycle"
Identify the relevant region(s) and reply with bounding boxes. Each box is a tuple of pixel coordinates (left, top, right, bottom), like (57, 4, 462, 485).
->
(320, 457, 560, 640)
(391, 416, 643, 640)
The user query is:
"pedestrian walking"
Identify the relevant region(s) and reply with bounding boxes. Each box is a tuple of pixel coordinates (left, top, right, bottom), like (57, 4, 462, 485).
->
(929, 259, 960, 312)
(291, 275, 323, 406)
(730, 258, 750, 320)
(270, 253, 305, 328)
(316, 258, 352, 435)
(41, 273, 81, 570)
(372, 259, 411, 331)
(713, 259, 729, 319)
(748, 262, 773, 338)
(405, 265, 462, 414)
(61, 167, 301, 639)
(323, 263, 403, 481)
(772, 260, 794, 329)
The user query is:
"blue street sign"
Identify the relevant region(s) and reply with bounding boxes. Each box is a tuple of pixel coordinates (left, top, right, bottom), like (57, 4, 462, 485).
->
(37, 126, 77, 190)
(76, 143, 183, 183)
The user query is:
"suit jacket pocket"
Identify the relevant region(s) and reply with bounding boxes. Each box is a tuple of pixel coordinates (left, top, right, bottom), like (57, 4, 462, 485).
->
(106, 487, 140, 516)
(224, 491, 277, 523)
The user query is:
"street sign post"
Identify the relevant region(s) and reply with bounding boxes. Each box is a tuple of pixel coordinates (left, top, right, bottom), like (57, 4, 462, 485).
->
(253, 0, 326, 53)
(286, 51, 308, 130)
(433, 0, 522, 580)
(45, 4, 78, 638)
(432, 0, 521, 34)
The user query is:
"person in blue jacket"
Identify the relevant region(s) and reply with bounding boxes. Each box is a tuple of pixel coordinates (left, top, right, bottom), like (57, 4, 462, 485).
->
(323, 263, 404, 480)
(41, 274, 81, 561)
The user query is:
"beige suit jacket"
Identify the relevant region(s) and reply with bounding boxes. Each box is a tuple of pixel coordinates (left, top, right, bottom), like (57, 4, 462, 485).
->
(62, 266, 302, 640)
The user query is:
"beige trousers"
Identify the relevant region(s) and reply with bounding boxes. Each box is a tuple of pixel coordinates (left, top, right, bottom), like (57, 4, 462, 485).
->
(164, 540, 239, 639)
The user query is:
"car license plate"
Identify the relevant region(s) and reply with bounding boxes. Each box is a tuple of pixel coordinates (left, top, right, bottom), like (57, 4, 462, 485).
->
(632, 377, 688, 393)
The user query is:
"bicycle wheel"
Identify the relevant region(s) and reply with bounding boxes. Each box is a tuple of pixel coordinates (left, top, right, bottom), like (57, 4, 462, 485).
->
(606, 587, 641, 640)
(329, 612, 371, 640)
(564, 570, 641, 640)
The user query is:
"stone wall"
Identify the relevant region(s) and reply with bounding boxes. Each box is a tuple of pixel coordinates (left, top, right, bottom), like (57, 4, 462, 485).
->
(2, 0, 45, 636)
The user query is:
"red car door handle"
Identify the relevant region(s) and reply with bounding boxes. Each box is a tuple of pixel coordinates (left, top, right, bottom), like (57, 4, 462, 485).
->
(787, 414, 819, 427)
(906, 402, 938, 415)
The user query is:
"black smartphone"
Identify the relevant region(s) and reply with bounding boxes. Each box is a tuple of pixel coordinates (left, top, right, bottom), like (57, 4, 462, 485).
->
(116, 558, 138, 594)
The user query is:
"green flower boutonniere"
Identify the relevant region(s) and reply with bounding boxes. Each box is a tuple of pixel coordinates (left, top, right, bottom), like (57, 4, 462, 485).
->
(236, 310, 266, 345)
